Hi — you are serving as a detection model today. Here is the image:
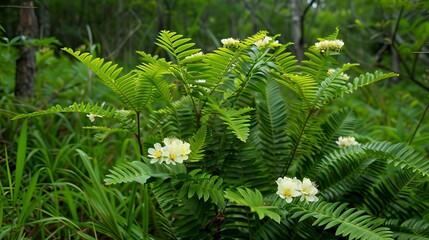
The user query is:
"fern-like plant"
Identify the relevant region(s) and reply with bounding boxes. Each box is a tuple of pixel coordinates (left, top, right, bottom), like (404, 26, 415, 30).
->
(13, 29, 429, 240)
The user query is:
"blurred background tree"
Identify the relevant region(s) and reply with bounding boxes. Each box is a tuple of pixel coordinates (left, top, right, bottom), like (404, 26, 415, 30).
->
(1, 0, 427, 75)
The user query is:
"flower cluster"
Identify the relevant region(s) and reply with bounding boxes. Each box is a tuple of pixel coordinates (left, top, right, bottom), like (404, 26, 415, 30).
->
(327, 68, 350, 80)
(86, 113, 102, 122)
(148, 137, 191, 165)
(221, 37, 240, 48)
(253, 36, 281, 48)
(185, 51, 204, 59)
(336, 136, 360, 148)
(276, 176, 319, 203)
(315, 39, 344, 53)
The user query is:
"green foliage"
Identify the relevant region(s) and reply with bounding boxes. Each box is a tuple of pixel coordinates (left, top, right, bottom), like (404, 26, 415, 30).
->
(12, 101, 118, 120)
(9, 28, 429, 240)
(289, 201, 394, 240)
(209, 103, 253, 142)
(224, 187, 281, 223)
(363, 141, 429, 177)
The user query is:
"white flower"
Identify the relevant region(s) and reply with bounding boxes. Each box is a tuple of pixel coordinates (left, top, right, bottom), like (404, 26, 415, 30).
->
(253, 36, 281, 48)
(149, 137, 192, 165)
(177, 141, 191, 160)
(276, 177, 302, 203)
(276, 176, 319, 203)
(297, 178, 319, 202)
(162, 144, 186, 165)
(336, 136, 360, 148)
(148, 143, 164, 164)
(221, 37, 240, 48)
(254, 36, 271, 48)
(315, 39, 344, 53)
(86, 113, 102, 122)
(115, 109, 131, 117)
(163, 137, 177, 146)
(327, 68, 350, 80)
(327, 68, 336, 76)
(185, 51, 203, 59)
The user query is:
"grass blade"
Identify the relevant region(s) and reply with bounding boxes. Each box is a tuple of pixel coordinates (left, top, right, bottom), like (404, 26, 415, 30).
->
(13, 119, 28, 205)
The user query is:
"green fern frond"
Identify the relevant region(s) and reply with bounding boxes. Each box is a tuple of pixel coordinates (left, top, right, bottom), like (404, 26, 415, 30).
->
(62, 48, 123, 82)
(317, 27, 340, 41)
(209, 102, 253, 142)
(104, 160, 186, 185)
(283, 103, 322, 175)
(271, 46, 298, 74)
(12, 102, 117, 120)
(83, 126, 132, 142)
(230, 47, 271, 108)
(320, 108, 357, 151)
(363, 141, 429, 177)
(152, 179, 214, 239)
(187, 126, 207, 162)
(225, 187, 281, 223)
(152, 211, 178, 240)
(277, 73, 318, 107)
(211, 130, 272, 193)
(203, 46, 246, 89)
(146, 106, 179, 139)
(135, 62, 173, 103)
(146, 97, 196, 139)
(341, 71, 399, 95)
(313, 63, 359, 108)
(202, 55, 238, 98)
(289, 201, 394, 240)
(311, 147, 376, 200)
(172, 198, 214, 239)
(294, 108, 358, 176)
(301, 48, 337, 84)
(155, 30, 201, 62)
(104, 161, 152, 185)
(253, 79, 288, 176)
(63, 48, 149, 111)
(241, 31, 269, 46)
(178, 169, 225, 207)
(360, 169, 429, 219)
(252, 219, 293, 240)
(393, 218, 429, 240)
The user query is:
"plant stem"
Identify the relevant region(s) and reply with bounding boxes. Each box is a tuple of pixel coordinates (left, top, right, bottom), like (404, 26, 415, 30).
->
(126, 111, 149, 238)
(408, 99, 429, 145)
(136, 112, 144, 156)
(143, 184, 150, 239)
(281, 110, 313, 176)
(126, 182, 138, 237)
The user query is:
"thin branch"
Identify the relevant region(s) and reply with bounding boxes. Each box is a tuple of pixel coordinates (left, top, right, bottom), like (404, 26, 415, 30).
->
(392, 44, 429, 92)
(409, 100, 429, 145)
(106, 8, 142, 59)
(241, 0, 274, 33)
(390, 6, 404, 44)
(302, 0, 317, 18)
(375, 6, 403, 68)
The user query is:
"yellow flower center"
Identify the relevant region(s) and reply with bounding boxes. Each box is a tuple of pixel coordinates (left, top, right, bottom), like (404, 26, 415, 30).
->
(154, 150, 162, 158)
(282, 188, 292, 198)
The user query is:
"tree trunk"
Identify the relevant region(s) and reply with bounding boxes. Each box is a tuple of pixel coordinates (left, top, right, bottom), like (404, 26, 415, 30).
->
(390, 44, 400, 83)
(291, 0, 304, 62)
(15, 1, 38, 99)
(39, 2, 50, 38)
